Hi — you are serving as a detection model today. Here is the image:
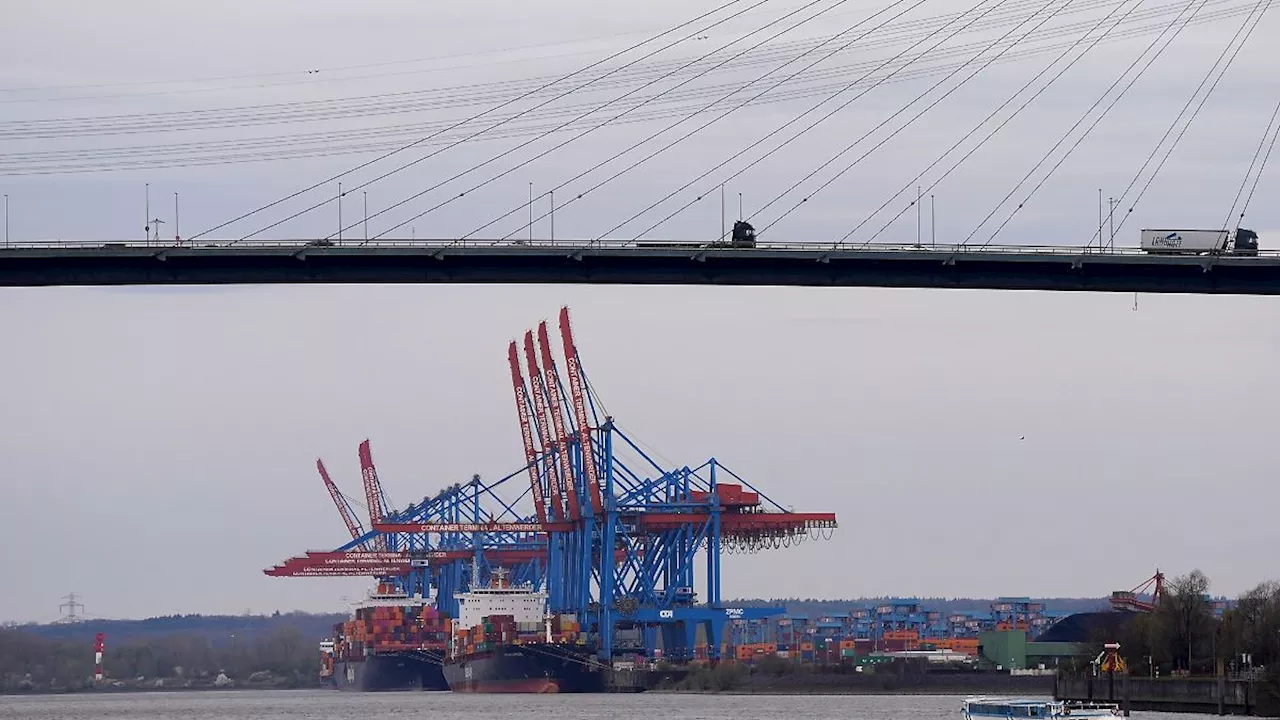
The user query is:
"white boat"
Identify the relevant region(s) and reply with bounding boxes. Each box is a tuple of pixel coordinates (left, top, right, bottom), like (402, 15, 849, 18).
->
(963, 697, 1121, 720)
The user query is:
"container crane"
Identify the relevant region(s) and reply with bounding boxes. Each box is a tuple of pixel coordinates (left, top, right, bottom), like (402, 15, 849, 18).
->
(269, 306, 837, 664)
(489, 306, 837, 661)
(1110, 570, 1165, 612)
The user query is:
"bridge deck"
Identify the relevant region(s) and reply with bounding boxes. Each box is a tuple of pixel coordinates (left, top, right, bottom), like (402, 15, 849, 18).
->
(3, 240, 1279, 294)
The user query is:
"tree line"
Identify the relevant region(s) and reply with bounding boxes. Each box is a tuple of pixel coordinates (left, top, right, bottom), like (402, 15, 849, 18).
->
(0, 623, 325, 692)
(1097, 570, 1280, 711)
(1102, 571, 1279, 676)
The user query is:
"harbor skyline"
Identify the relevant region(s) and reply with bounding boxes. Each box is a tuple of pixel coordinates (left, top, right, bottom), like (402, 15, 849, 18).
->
(2, 284, 1276, 623)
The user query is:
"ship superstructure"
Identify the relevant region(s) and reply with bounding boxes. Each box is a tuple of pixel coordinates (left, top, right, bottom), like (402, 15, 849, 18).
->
(454, 568, 548, 631)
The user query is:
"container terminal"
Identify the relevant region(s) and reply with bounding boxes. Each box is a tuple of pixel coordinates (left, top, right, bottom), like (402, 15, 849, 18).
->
(273, 312, 1228, 692)
(273, 306, 838, 692)
(724, 572, 1233, 672)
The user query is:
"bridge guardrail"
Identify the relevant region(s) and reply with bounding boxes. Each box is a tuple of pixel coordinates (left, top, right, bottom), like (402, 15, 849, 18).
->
(3, 238, 1280, 258)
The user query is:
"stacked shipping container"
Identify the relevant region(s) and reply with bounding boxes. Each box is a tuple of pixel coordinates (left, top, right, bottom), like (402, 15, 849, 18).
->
(728, 596, 1061, 659)
(448, 612, 585, 659)
(331, 600, 449, 661)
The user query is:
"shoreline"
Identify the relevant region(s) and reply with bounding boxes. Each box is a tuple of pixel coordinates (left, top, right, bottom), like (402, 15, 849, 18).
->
(651, 688, 1046, 696)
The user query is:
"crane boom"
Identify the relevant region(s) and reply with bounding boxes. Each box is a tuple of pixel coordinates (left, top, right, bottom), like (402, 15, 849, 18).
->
(509, 341, 550, 525)
(524, 330, 566, 522)
(317, 458, 367, 545)
(358, 439, 389, 551)
(558, 307, 603, 516)
(537, 321, 581, 522)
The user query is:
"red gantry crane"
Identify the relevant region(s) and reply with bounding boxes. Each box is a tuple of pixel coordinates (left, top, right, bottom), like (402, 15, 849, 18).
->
(1110, 569, 1165, 612)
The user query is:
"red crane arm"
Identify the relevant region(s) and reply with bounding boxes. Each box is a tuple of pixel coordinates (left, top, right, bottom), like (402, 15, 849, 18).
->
(358, 439, 389, 551)
(537, 321, 581, 521)
(509, 341, 550, 525)
(524, 330, 566, 522)
(317, 458, 367, 544)
(558, 307, 604, 515)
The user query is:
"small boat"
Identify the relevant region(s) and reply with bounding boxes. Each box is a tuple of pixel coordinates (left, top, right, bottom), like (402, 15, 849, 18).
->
(963, 697, 1121, 720)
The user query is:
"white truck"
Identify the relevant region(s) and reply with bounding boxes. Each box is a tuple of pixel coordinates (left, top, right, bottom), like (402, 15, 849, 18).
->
(1140, 228, 1259, 255)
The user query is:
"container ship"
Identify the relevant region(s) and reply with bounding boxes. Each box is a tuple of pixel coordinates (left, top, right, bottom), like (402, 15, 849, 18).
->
(441, 569, 605, 693)
(321, 583, 450, 691)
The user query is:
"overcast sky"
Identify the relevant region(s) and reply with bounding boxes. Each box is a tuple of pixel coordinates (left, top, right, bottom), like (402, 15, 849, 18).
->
(1, 1, 1277, 623)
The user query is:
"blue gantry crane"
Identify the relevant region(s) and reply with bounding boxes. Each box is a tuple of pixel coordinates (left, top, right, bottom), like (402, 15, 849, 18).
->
(378, 308, 838, 661)
(271, 307, 837, 663)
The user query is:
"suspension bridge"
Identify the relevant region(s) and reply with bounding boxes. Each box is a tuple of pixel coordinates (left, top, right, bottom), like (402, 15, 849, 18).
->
(3, 239, 1280, 293)
(2, 0, 1276, 297)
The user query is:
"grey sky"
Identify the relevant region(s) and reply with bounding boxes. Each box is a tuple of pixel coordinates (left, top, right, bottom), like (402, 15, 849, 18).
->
(1, 1, 1278, 622)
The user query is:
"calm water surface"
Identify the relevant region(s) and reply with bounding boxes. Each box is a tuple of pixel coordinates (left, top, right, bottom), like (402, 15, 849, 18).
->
(0, 691, 1223, 720)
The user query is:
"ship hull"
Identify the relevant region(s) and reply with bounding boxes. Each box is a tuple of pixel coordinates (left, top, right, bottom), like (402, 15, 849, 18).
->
(442, 643, 605, 693)
(333, 654, 448, 691)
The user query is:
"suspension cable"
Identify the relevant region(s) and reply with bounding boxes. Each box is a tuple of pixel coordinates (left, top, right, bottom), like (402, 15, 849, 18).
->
(1222, 93, 1280, 230)
(189, 0, 754, 241)
(0, 2, 1253, 176)
(842, 0, 1143, 246)
(249, 0, 779, 243)
(367, 0, 859, 241)
(596, 0, 1006, 242)
(460, 0, 924, 242)
(1103, 0, 1273, 243)
(964, 0, 1211, 246)
(1236, 110, 1280, 224)
(752, 0, 1074, 239)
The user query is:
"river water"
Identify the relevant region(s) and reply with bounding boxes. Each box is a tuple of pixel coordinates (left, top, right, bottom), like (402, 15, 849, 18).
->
(0, 691, 1225, 720)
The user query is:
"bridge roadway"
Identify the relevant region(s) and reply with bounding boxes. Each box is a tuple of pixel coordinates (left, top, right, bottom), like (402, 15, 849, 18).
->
(3, 239, 1280, 294)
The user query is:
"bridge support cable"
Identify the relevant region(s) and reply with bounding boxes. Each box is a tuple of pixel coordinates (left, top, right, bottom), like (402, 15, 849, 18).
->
(1223, 95, 1280, 231)
(190, 0, 756, 242)
(479, 0, 1256, 244)
(980, 0, 1261, 247)
(746, 0, 1077, 239)
(255, 0, 781, 243)
(961, 0, 1213, 247)
(0, 0, 1190, 143)
(366, 0, 867, 241)
(841, 0, 1145, 246)
(463, 0, 929, 243)
(609, 0, 1054, 241)
(2, 3, 1254, 176)
(2, 0, 1087, 142)
(1087, 0, 1275, 245)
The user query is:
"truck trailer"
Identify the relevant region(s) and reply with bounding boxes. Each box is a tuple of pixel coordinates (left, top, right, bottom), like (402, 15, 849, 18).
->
(1140, 228, 1259, 255)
